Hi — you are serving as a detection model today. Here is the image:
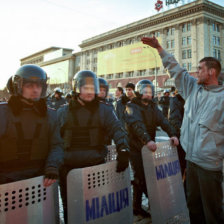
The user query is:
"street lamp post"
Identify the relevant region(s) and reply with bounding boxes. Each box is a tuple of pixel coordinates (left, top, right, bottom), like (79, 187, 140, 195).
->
(143, 46, 158, 94)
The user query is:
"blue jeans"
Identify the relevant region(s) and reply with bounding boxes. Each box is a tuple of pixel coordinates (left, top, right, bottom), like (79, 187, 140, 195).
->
(186, 161, 224, 224)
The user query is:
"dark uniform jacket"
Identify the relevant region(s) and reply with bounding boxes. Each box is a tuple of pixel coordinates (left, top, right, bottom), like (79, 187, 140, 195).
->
(48, 96, 67, 110)
(159, 95, 170, 117)
(125, 97, 175, 152)
(57, 97, 129, 168)
(169, 94, 185, 138)
(115, 95, 130, 128)
(0, 99, 64, 184)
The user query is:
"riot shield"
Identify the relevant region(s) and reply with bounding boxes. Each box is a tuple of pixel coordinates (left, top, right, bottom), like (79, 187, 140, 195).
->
(67, 161, 133, 224)
(0, 176, 59, 224)
(106, 145, 117, 162)
(142, 141, 190, 224)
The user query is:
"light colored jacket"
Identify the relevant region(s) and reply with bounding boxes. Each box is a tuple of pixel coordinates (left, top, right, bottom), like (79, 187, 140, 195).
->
(160, 50, 224, 171)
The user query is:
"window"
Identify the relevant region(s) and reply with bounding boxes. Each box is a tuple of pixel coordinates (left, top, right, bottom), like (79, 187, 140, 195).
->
(182, 37, 186, 46)
(171, 28, 175, 35)
(217, 37, 220, 46)
(155, 31, 160, 37)
(171, 40, 175, 48)
(167, 28, 171, 36)
(167, 40, 171, 49)
(182, 63, 187, 69)
(216, 24, 220, 32)
(182, 24, 186, 33)
(187, 49, 192, 58)
(213, 48, 217, 58)
(126, 71, 134, 77)
(107, 74, 113, 79)
(187, 23, 191, 31)
(188, 63, 192, 71)
(213, 36, 216, 45)
(213, 23, 220, 32)
(138, 70, 146, 76)
(218, 50, 221, 60)
(187, 36, 191, 45)
(116, 73, 123, 78)
(182, 50, 187, 59)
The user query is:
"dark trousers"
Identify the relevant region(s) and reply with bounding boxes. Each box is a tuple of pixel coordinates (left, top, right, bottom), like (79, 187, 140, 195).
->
(130, 152, 148, 210)
(186, 161, 224, 224)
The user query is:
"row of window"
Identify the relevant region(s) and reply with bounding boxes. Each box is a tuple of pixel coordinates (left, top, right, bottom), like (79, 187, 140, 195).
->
(182, 62, 192, 71)
(182, 36, 191, 46)
(102, 69, 161, 80)
(182, 49, 192, 59)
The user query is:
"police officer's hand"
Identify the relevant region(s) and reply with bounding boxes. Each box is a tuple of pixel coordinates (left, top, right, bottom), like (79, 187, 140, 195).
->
(146, 141, 157, 152)
(116, 149, 129, 173)
(44, 167, 59, 187)
(170, 136, 179, 146)
(43, 178, 57, 187)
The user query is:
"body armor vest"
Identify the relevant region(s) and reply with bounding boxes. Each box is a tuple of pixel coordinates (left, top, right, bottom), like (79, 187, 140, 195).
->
(0, 107, 49, 168)
(141, 104, 156, 141)
(63, 106, 104, 152)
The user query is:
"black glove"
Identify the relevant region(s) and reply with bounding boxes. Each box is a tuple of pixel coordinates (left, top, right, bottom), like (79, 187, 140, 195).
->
(44, 167, 59, 180)
(116, 149, 129, 173)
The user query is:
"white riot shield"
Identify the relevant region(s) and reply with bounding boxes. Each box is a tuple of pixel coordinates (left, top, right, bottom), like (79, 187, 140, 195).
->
(142, 141, 190, 224)
(0, 176, 59, 224)
(106, 145, 117, 162)
(67, 161, 133, 224)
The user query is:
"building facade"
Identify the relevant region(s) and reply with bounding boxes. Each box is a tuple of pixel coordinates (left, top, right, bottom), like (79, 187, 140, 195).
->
(20, 47, 81, 92)
(78, 0, 224, 92)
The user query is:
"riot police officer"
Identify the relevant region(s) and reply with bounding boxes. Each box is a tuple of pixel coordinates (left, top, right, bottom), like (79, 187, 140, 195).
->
(48, 87, 66, 110)
(57, 70, 129, 223)
(98, 77, 114, 108)
(0, 64, 64, 187)
(125, 80, 178, 217)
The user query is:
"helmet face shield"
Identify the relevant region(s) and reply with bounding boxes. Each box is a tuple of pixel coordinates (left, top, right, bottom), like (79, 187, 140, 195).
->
(73, 71, 99, 95)
(139, 84, 152, 95)
(136, 80, 154, 97)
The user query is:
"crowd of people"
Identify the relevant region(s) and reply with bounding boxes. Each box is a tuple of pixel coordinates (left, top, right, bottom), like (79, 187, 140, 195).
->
(0, 35, 223, 224)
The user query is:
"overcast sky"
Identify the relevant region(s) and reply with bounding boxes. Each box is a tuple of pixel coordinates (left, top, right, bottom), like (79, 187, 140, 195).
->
(0, 0, 223, 89)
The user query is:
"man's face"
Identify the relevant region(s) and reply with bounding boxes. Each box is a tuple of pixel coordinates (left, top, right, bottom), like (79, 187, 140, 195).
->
(115, 89, 122, 98)
(98, 87, 107, 99)
(141, 87, 152, 101)
(22, 82, 42, 101)
(55, 93, 60, 99)
(197, 62, 210, 85)
(79, 84, 95, 102)
(125, 87, 135, 98)
(164, 92, 169, 97)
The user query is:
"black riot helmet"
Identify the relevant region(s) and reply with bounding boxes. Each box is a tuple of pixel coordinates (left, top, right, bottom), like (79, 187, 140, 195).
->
(54, 87, 63, 95)
(136, 79, 155, 97)
(98, 77, 109, 97)
(73, 70, 99, 94)
(7, 64, 48, 98)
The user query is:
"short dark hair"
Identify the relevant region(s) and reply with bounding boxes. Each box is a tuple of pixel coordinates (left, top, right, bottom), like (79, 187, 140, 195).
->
(199, 57, 221, 77)
(125, 82, 135, 90)
(117, 87, 124, 94)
